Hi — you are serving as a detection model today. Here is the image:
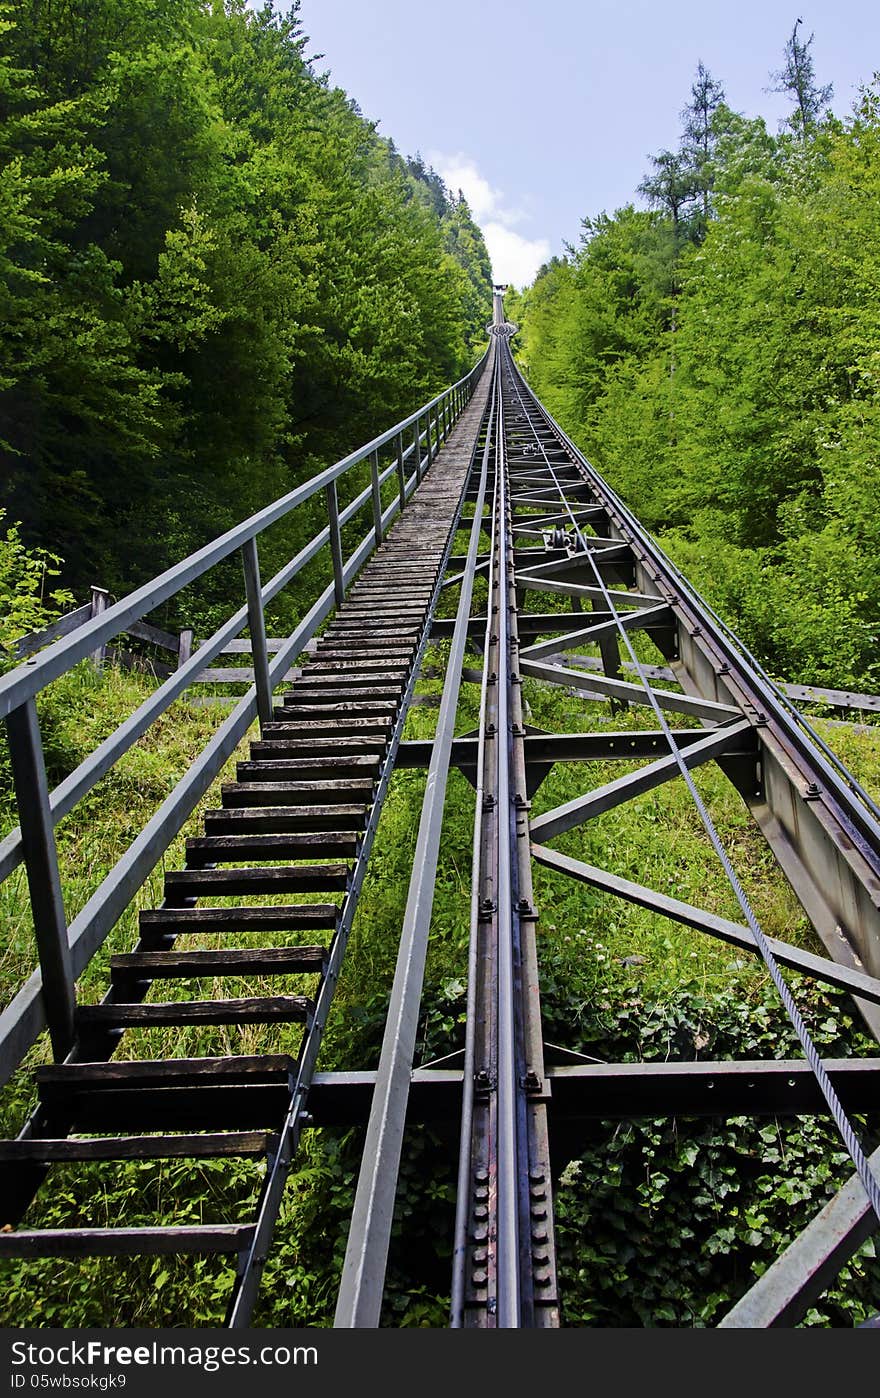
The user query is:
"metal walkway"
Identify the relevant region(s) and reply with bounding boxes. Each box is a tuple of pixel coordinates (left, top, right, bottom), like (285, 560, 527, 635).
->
(2, 294, 880, 1327)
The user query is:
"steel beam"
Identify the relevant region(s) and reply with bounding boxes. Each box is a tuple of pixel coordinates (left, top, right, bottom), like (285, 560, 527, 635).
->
(530, 720, 753, 841)
(521, 655, 742, 721)
(530, 844, 880, 1007)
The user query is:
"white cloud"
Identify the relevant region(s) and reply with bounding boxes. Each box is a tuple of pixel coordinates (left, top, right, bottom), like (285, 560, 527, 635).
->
(427, 150, 549, 288)
(483, 223, 551, 290)
(429, 153, 500, 223)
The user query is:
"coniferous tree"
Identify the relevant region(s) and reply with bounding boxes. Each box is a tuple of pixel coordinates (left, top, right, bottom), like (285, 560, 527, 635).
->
(637, 149, 698, 231)
(681, 61, 725, 234)
(519, 63, 880, 689)
(769, 18, 833, 139)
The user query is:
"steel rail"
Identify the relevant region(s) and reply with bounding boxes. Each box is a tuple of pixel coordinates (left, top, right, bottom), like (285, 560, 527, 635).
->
(333, 353, 498, 1328)
(450, 384, 501, 1327)
(497, 364, 559, 1326)
(493, 358, 522, 1327)
(450, 295, 559, 1328)
(501, 339, 880, 1228)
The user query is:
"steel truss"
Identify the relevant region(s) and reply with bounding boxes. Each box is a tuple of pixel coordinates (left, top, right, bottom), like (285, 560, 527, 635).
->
(2, 292, 880, 1328)
(338, 294, 880, 1327)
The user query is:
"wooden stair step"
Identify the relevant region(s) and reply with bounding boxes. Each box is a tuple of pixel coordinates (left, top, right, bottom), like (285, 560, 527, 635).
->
(346, 592, 432, 605)
(35, 1085, 290, 1133)
(319, 632, 419, 647)
(185, 831, 359, 862)
(275, 686, 403, 703)
(140, 904, 339, 935)
(0, 1131, 274, 1163)
(337, 614, 424, 628)
(270, 702, 397, 720)
(324, 611, 421, 623)
(312, 635, 417, 649)
(290, 671, 408, 690)
(220, 779, 373, 808)
(76, 995, 314, 1028)
(353, 575, 436, 583)
(238, 753, 380, 775)
(249, 737, 386, 759)
(236, 755, 378, 780)
(36, 1055, 296, 1088)
(204, 805, 367, 834)
(111, 946, 327, 981)
(347, 582, 433, 592)
(261, 717, 392, 737)
(308, 650, 413, 665)
(0, 1225, 256, 1259)
(34, 1058, 295, 1132)
(165, 864, 349, 895)
(324, 621, 420, 634)
(353, 579, 431, 587)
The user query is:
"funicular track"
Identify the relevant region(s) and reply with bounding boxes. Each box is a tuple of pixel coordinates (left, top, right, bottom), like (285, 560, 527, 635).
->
(2, 293, 880, 1328)
(331, 296, 880, 1328)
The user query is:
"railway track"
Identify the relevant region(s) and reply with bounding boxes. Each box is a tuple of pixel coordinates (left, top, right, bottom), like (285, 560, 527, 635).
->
(1, 295, 880, 1327)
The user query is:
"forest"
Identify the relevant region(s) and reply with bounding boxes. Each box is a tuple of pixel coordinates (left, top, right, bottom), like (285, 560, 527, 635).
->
(514, 22, 880, 692)
(0, 0, 493, 614)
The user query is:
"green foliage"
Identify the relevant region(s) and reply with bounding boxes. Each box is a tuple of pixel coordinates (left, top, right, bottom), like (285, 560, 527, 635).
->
(0, 511, 74, 662)
(518, 65, 880, 689)
(550, 975, 880, 1328)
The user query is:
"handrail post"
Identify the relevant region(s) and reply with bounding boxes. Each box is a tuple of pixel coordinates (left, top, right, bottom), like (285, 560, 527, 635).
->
(325, 481, 346, 607)
(396, 433, 406, 512)
(89, 587, 109, 667)
(425, 409, 434, 469)
(370, 449, 383, 546)
(241, 537, 273, 730)
(6, 699, 76, 1060)
(414, 417, 423, 484)
(177, 628, 194, 669)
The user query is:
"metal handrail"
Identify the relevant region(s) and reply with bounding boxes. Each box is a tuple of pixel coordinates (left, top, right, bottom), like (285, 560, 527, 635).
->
(0, 349, 488, 1082)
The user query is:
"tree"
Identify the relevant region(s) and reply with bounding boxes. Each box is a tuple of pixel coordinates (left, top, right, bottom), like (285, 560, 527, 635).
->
(769, 18, 833, 139)
(637, 149, 698, 230)
(681, 61, 725, 232)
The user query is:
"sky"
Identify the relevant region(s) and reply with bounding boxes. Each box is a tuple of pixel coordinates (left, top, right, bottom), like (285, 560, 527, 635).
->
(283, 0, 880, 287)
